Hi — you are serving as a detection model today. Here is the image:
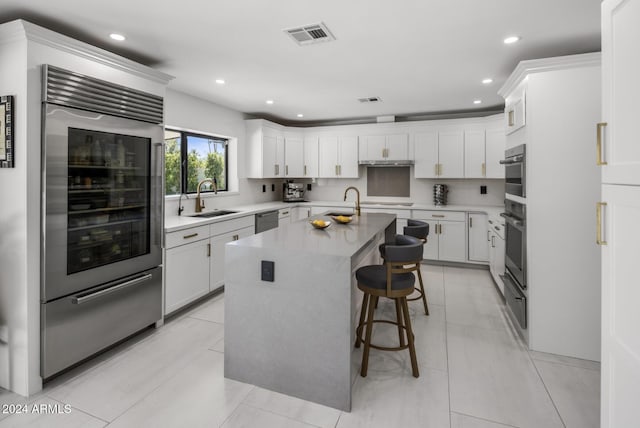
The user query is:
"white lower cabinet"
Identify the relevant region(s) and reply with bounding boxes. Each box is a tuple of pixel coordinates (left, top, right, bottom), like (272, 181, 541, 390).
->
(291, 206, 311, 221)
(361, 208, 410, 235)
(165, 226, 211, 315)
(487, 218, 505, 295)
(412, 211, 466, 262)
(467, 213, 489, 262)
(164, 216, 254, 315)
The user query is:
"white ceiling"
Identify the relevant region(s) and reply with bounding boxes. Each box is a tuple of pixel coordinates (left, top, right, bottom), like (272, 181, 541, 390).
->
(0, 0, 601, 125)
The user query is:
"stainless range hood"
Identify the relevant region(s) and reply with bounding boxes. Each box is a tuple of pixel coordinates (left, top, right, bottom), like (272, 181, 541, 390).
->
(359, 160, 414, 166)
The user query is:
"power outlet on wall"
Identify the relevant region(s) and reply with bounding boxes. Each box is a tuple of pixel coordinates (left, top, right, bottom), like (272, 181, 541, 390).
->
(271, 184, 275, 191)
(262, 184, 266, 192)
(480, 185, 487, 194)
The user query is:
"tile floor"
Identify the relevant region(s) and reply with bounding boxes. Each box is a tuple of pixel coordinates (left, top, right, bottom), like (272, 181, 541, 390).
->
(0, 265, 600, 428)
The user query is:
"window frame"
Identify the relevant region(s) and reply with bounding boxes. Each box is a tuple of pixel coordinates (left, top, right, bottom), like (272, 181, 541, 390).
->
(165, 128, 229, 195)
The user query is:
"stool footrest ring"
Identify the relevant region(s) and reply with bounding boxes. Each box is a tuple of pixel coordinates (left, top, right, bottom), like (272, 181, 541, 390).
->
(355, 319, 415, 351)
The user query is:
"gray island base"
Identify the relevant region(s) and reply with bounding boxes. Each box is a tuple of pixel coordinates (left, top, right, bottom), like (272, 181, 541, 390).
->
(224, 212, 396, 411)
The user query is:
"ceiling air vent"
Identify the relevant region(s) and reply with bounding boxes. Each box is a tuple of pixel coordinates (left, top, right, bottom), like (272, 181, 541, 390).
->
(285, 22, 335, 46)
(358, 97, 382, 103)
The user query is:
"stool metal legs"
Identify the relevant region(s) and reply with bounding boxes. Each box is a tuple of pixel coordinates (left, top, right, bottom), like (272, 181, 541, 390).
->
(410, 268, 429, 316)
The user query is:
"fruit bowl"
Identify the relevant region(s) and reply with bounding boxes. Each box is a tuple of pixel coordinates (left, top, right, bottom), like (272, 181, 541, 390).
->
(310, 219, 331, 229)
(331, 215, 352, 224)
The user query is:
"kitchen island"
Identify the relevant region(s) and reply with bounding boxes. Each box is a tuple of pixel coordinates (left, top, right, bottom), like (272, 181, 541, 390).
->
(224, 212, 396, 411)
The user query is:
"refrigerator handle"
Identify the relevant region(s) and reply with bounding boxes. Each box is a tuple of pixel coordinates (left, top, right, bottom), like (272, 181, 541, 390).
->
(71, 273, 153, 305)
(154, 141, 165, 247)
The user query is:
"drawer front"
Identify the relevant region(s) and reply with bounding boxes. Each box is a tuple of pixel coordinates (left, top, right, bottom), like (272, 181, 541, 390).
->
(210, 215, 254, 236)
(412, 210, 466, 222)
(166, 225, 210, 249)
(360, 208, 410, 219)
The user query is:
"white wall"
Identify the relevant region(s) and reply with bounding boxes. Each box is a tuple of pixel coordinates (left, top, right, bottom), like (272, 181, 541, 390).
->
(0, 23, 30, 396)
(164, 89, 281, 216)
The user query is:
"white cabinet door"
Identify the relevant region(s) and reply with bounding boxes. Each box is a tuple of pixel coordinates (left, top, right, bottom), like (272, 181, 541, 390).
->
(422, 219, 439, 260)
(285, 137, 304, 177)
(464, 130, 486, 178)
(262, 134, 278, 178)
(360, 135, 386, 161)
(303, 136, 319, 177)
(318, 136, 339, 178)
(414, 132, 438, 178)
(338, 136, 359, 178)
(600, 184, 640, 428)
(468, 213, 489, 262)
(485, 129, 506, 178)
(275, 136, 285, 177)
(210, 226, 254, 292)
(291, 206, 311, 221)
(386, 134, 409, 160)
(438, 220, 466, 262)
(602, 0, 640, 186)
(491, 231, 505, 295)
(165, 239, 210, 314)
(438, 131, 464, 178)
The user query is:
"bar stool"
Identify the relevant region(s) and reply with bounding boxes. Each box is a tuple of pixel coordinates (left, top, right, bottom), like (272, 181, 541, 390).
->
(379, 219, 430, 315)
(355, 234, 423, 377)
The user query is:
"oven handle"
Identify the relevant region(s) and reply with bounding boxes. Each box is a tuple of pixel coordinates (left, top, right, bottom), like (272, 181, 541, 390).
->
(500, 212, 524, 227)
(499, 155, 524, 165)
(71, 273, 153, 305)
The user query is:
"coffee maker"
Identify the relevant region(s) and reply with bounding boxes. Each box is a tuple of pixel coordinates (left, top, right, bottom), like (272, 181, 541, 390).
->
(283, 181, 305, 202)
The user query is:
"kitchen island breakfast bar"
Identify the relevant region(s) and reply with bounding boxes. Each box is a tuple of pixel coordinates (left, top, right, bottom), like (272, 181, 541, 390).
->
(224, 212, 396, 411)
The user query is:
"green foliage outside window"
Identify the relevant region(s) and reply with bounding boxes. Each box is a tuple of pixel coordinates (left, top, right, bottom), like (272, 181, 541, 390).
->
(164, 137, 181, 195)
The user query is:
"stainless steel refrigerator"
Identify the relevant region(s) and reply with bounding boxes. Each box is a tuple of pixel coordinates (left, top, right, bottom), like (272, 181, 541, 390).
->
(41, 65, 164, 379)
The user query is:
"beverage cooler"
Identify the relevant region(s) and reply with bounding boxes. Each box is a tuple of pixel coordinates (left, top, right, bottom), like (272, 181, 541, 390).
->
(41, 65, 164, 379)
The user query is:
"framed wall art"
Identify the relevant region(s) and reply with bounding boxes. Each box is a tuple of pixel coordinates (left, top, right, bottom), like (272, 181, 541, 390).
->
(0, 95, 14, 168)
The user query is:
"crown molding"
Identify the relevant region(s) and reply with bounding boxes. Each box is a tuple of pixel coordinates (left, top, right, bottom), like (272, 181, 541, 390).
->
(498, 52, 601, 97)
(1, 20, 173, 85)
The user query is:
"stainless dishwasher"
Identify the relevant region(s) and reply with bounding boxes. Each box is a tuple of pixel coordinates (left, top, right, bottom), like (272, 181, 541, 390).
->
(255, 210, 279, 233)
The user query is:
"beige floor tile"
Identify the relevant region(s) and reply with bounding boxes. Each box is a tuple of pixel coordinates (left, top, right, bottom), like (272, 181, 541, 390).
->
(534, 359, 600, 428)
(420, 264, 445, 306)
(447, 323, 563, 428)
(108, 350, 253, 428)
(0, 397, 106, 428)
(242, 386, 341, 428)
(451, 412, 518, 428)
(222, 404, 317, 428)
(188, 293, 225, 324)
(46, 317, 224, 421)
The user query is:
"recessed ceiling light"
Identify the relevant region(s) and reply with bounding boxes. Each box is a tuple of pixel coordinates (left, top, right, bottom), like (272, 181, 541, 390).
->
(482, 78, 493, 85)
(503, 36, 520, 44)
(215, 79, 225, 85)
(109, 33, 126, 41)
(266, 100, 274, 105)
(473, 100, 482, 105)
(297, 114, 304, 118)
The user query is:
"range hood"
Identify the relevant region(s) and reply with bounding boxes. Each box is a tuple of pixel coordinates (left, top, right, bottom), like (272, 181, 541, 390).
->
(359, 159, 414, 166)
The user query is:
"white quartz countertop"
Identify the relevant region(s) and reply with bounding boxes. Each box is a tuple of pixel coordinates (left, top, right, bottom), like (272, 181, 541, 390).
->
(228, 212, 396, 257)
(164, 200, 504, 233)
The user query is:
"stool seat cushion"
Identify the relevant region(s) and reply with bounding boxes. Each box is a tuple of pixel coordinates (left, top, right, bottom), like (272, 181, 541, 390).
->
(356, 265, 415, 291)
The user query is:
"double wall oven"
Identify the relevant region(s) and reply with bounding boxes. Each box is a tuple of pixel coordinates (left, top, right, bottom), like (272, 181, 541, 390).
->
(41, 66, 164, 379)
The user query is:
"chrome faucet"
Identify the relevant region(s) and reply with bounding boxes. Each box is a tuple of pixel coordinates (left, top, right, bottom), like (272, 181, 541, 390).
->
(195, 178, 217, 213)
(343, 186, 361, 216)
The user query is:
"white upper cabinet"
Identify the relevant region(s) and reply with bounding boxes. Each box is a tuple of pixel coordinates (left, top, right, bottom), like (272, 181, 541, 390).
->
(464, 130, 486, 178)
(414, 131, 439, 178)
(246, 119, 285, 178)
(437, 131, 465, 178)
(485, 129, 506, 178)
(359, 134, 409, 161)
(284, 136, 304, 177)
(464, 128, 505, 179)
(505, 90, 526, 135)
(318, 135, 359, 178)
(601, 0, 640, 185)
(303, 136, 319, 178)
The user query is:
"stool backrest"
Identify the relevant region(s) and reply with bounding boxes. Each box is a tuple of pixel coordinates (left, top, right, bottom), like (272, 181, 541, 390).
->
(404, 219, 429, 240)
(384, 235, 423, 295)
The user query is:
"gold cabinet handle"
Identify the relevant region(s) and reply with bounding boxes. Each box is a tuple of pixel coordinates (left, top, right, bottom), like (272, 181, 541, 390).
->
(274, 165, 278, 175)
(508, 110, 515, 127)
(469, 217, 473, 228)
(596, 202, 607, 245)
(304, 165, 307, 176)
(432, 214, 445, 218)
(439, 163, 443, 176)
(286, 165, 289, 175)
(491, 236, 495, 248)
(335, 165, 339, 176)
(597, 122, 608, 166)
(233, 234, 239, 241)
(434, 163, 438, 176)
(207, 243, 211, 257)
(487, 230, 491, 242)
(183, 233, 198, 239)
(482, 162, 486, 177)
(339, 165, 342, 175)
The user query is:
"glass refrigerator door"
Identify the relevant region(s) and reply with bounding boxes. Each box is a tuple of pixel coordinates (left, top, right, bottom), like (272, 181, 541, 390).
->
(67, 128, 151, 274)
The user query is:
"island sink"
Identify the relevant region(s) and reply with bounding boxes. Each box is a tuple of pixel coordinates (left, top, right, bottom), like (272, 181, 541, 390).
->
(188, 210, 237, 218)
(325, 212, 356, 217)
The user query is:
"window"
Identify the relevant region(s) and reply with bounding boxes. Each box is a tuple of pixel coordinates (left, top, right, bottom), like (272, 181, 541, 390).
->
(164, 129, 228, 195)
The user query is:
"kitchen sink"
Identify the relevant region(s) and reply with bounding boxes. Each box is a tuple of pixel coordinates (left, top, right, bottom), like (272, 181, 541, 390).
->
(189, 210, 238, 218)
(325, 212, 355, 217)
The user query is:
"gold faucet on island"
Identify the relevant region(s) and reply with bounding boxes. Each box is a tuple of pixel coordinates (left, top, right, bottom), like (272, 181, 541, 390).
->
(343, 186, 361, 216)
(195, 178, 217, 213)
